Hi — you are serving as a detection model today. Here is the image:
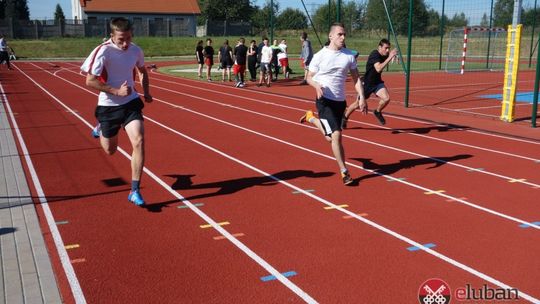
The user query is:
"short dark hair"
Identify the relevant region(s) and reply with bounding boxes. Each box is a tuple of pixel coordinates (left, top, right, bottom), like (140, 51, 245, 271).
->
(110, 17, 132, 32)
(301, 32, 308, 40)
(330, 22, 345, 32)
(379, 38, 391, 47)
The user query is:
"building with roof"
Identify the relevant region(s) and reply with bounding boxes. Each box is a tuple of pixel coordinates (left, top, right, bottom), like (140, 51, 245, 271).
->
(72, 0, 201, 36)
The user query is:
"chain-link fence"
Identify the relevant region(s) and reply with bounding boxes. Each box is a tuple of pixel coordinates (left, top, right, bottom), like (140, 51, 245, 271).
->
(0, 18, 195, 39)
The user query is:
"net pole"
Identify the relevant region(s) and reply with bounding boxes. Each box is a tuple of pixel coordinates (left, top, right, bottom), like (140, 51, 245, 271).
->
(486, 0, 494, 69)
(381, 0, 407, 73)
(461, 27, 469, 75)
(270, 0, 274, 43)
(529, 0, 537, 68)
(405, 0, 413, 108)
(336, 0, 341, 22)
(438, 0, 445, 70)
(300, 0, 324, 48)
(532, 30, 540, 128)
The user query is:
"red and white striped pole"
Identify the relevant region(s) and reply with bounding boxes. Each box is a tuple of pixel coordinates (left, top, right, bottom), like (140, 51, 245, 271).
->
(461, 26, 469, 75)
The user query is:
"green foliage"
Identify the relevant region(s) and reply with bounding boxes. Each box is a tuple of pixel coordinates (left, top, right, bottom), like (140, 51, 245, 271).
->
(364, 0, 430, 36)
(493, 0, 514, 27)
(276, 8, 306, 30)
(54, 3, 65, 23)
(448, 12, 468, 28)
(3, 0, 29, 20)
(251, 0, 279, 33)
(198, 0, 254, 24)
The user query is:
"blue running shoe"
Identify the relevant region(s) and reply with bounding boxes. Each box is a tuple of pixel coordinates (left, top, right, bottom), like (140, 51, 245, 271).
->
(91, 124, 101, 138)
(128, 190, 145, 206)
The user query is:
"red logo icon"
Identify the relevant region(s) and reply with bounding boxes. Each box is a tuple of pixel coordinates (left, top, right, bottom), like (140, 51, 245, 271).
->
(419, 278, 451, 304)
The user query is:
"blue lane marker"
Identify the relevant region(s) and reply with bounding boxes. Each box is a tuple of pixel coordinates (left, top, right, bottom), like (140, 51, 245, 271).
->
(407, 243, 436, 251)
(519, 221, 540, 228)
(260, 271, 297, 282)
(481, 92, 535, 103)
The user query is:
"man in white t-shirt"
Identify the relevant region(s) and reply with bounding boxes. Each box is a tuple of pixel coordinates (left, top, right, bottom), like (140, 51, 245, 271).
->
(81, 17, 153, 206)
(299, 22, 366, 186)
(277, 39, 290, 79)
(257, 37, 273, 87)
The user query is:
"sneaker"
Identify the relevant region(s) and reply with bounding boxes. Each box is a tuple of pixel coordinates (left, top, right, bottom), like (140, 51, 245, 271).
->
(341, 117, 348, 129)
(300, 80, 307, 85)
(285, 71, 290, 79)
(299, 110, 315, 124)
(128, 190, 145, 206)
(341, 171, 354, 185)
(238, 83, 245, 88)
(373, 110, 386, 125)
(235, 82, 241, 87)
(91, 124, 101, 138)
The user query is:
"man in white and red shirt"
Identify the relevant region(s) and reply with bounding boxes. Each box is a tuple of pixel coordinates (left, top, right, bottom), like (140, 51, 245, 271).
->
(81, 17, 152, 206)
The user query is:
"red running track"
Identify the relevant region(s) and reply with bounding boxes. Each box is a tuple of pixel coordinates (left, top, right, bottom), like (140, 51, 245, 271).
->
(1, 61, 539, 303)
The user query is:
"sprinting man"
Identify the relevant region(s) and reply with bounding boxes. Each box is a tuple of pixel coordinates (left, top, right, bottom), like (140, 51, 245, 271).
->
(299, 23, 365, 186)
(299, 31, 313, 85)
(81, 17, 153, 206)
(343, 38, 397, 126)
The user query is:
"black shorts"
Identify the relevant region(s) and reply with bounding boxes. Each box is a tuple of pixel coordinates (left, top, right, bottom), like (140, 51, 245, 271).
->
(95, 98, 144, 138)
(364, 82, 386, 99)
(316, 96, 346, 136)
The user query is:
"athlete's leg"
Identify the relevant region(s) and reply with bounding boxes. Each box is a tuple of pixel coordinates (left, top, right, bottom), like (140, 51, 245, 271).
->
(124, 119, 144, 182)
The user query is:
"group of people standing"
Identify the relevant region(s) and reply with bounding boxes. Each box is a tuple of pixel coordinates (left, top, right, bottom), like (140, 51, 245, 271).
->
(195, 33, 315, 88)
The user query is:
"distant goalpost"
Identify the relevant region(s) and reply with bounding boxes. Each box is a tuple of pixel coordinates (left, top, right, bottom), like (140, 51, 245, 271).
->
(445, 26, 507, 74)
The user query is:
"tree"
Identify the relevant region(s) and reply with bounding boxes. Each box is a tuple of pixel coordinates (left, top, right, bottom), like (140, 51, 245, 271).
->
(364, 0, 430, 36)
(480, 13, 490, 27)
(493, 0, 515, 27)
(251, 0, 279, 33)
(197, 0, 255, 25)
(276, 8, 306, 30)
(54, 3, 65, 23)
(3, 0, 30, 20)
(448, 12, 468, 28)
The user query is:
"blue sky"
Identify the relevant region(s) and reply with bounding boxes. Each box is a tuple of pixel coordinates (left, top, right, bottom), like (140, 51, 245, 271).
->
(29, 0, 72, 19)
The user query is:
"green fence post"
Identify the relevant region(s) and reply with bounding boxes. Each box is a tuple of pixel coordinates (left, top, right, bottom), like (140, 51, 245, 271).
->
(270, 0, 274, 43)
(530, 0, 538, 68)
(405, 0, 413, 108)
(532, 31, 540, 128)
(336, 0, 341, 23)
(438, 0, 445, 70)
(486, 0, 494, 69)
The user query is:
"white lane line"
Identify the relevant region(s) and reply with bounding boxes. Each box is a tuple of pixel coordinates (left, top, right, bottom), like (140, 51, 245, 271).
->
(18, 61, 319, 304)
(0, 81, 87, 303)
(148, 69, 540, 147)
(24, 62, 540, 303)
(31, 62, 540, 229)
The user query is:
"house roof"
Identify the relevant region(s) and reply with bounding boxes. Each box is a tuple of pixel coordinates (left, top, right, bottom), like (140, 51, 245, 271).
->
(80, 0, 200, 15)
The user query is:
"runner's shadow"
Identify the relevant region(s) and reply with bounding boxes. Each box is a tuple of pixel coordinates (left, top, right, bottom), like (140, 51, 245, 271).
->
(143, 170, 334, 213)
(390, 124, 469, 134)
(0, 227, 16, 235)
(352, 154, 472, 182)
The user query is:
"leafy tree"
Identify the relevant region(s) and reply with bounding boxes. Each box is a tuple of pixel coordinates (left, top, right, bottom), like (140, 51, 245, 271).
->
(197, 0, 255, 25)
(364, 0, 430, 36)
(521, 7, 538, 27)
(493, 0, 516, 27)
(311, 1, 364, 34)
(480, 13, 490, 27)
(276, 8, 306, 30)
(251, 0, 279, 33)
(54, 3, 65, 23)
(3, 0, 29, 20)
(447, 12, 468, 28)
